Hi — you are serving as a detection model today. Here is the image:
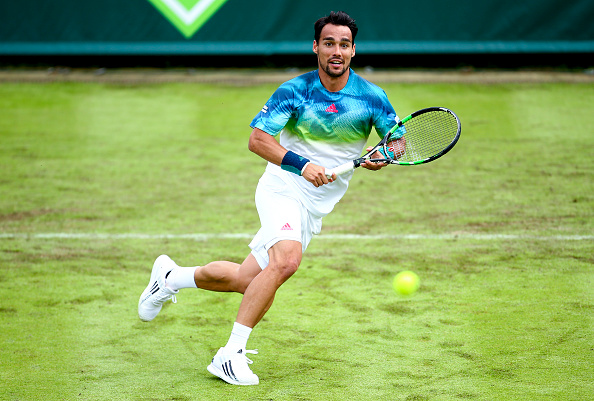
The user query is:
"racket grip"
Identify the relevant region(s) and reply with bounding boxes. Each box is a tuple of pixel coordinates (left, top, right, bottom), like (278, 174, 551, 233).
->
(325, 161, 355, 178)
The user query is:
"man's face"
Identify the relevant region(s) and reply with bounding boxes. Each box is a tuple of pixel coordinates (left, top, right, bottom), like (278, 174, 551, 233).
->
(313, 23, 356, 79)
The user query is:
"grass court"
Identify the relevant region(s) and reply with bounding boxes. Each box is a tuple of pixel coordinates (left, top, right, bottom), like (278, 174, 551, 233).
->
(0, 71, 592, 400)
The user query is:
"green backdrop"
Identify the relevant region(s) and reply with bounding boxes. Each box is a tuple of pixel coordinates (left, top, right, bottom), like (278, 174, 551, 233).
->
(0, 0, 592, 55)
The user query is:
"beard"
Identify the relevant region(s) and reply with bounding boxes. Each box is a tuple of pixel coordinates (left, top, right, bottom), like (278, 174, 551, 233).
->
(319, 58, 350, 78)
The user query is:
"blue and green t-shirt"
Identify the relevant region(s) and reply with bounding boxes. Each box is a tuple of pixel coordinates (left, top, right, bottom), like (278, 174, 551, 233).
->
(251, 69, 399, 215)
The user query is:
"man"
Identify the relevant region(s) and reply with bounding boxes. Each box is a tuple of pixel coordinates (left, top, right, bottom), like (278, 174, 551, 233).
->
(138, 11, 404, 386)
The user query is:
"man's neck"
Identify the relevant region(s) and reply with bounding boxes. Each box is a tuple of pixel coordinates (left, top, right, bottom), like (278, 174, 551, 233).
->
(318, 68, 350, 92)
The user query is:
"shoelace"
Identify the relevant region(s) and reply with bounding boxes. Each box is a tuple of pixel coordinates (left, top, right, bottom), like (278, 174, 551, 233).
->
(152, 288, 177, 306)
(243, 349, 258, 364)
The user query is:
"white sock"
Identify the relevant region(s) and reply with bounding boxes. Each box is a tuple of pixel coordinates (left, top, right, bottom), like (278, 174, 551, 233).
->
(224, 322, 252, 352)
(165, 266, 198, 291)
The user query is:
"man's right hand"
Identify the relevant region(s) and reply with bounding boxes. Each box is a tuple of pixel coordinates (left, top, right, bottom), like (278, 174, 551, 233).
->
(302, 163, 335, 187)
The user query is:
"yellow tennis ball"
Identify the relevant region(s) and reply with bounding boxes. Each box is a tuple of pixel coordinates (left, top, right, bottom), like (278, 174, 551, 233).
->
(393, 271, 420, 295)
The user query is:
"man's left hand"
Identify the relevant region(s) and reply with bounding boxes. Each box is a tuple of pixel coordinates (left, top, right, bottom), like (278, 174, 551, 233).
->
(360, 147, 387, 171)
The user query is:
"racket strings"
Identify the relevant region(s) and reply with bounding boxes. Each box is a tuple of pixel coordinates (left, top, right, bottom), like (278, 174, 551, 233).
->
(399, 110, 459, 163)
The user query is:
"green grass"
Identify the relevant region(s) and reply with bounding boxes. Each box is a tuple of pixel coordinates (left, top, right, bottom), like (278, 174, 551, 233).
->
(0, 77, 593, 400)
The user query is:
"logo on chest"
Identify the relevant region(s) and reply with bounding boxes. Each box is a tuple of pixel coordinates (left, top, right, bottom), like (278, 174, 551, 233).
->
(325, 103, 339, 113)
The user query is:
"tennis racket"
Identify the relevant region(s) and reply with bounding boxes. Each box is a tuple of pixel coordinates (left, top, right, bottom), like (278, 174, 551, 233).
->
(325, 107, 461, 177)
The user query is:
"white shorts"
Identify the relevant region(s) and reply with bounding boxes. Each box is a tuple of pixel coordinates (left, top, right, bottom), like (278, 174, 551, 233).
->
(249, 172, 322, 269)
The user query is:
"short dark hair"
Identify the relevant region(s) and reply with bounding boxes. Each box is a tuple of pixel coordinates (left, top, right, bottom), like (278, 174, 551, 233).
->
(314, 11, 358, 44)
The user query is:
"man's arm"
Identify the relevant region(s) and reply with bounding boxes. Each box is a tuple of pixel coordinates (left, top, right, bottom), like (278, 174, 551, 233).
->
(248, 128, 334, 187)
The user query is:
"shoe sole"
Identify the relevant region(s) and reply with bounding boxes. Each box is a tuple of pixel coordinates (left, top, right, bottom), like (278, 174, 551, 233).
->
(207, 363, 259, 386)
(138, 255, 170, 322)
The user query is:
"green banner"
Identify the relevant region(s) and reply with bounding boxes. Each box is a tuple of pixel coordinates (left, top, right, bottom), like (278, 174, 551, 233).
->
(0, 0, 592, 55)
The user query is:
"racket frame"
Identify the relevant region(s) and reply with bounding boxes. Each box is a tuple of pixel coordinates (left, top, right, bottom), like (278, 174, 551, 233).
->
(326, 106, 461, 177)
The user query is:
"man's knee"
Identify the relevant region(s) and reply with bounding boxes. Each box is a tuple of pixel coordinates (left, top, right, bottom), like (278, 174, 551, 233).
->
(275, 256, 300, 280)
(268, 241, 302, 283)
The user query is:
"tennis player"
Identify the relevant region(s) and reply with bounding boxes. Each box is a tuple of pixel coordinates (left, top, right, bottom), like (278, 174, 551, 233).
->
(138, 10, 403, 386)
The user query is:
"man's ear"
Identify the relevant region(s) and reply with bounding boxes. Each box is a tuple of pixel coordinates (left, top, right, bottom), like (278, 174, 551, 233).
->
(313, 40, 318, 55)
(352, 43, 356, 57)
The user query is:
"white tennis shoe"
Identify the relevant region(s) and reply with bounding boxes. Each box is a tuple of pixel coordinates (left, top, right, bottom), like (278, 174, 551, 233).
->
(207, 348, 259, 385)
(138, 255, 179, 322)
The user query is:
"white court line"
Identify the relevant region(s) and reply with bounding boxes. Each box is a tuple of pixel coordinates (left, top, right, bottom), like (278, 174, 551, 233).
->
(0, 233, 592, 241)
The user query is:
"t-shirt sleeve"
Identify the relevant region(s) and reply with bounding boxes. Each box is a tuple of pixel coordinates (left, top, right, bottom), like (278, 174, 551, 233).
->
(373, 90, 402, 139)
(250, 83, 296, 136)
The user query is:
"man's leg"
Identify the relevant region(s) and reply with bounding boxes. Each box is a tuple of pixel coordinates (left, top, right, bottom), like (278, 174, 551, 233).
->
(139, 254, 262, 322)
(207, 239, 302, 385)
(191, 254, 262, 294)
(236, 239, 302, 328)
(215, 239, 302, 351)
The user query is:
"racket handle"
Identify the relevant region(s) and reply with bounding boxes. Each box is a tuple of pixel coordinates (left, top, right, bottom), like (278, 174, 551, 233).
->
(325, 161, 355, 178)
